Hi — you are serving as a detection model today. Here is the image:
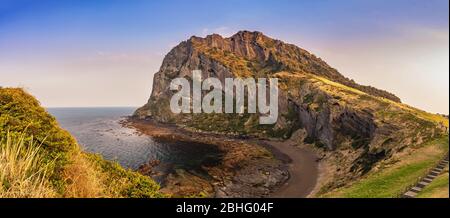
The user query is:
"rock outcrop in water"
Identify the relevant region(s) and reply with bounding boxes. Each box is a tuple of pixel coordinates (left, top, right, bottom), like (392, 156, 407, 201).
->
(135, 31, 448, 192)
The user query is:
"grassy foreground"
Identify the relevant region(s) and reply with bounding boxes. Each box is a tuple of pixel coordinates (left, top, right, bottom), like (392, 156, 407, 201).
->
(0, 88, 163, 198)
(321, 136, 449, 198)
(416, 168, 449, 198)
(0, 132, 55, 197)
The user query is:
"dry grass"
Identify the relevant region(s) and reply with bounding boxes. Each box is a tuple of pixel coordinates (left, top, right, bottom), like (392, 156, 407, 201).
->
(62, 152, 104, 198)
(63, 151, 165, 198)
(0, 131, 162, 198)
(0, 132, 55, 198)
(1, 87, 163, 198)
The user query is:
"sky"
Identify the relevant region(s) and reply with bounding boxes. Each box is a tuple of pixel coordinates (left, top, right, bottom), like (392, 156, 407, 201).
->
(0, 0, 448, 114)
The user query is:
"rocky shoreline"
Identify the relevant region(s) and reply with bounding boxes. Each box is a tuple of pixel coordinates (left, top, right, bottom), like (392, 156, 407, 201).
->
(122, 117, 290, 197)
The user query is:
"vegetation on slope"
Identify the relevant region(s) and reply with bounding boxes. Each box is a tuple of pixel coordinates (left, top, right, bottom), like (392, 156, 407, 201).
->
(138, 31, 448, 197)
(0, 88, 163, 198)
(320, 136, 448, 198)
(165, 31, 447, 142)
(0, 132, 55, 197)
(273, 72, 449, 196)
(192, 31, 401, 102)
(416, 168, 449, 198)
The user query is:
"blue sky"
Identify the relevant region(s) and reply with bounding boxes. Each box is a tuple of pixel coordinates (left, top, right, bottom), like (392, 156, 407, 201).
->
(0, 0, 448, 113)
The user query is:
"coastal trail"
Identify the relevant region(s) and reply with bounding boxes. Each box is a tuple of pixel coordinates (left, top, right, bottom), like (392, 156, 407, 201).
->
(260, 140, 319, 198)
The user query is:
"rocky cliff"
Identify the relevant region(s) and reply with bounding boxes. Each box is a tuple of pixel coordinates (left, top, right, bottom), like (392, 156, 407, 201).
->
(135, 31, 448, 191)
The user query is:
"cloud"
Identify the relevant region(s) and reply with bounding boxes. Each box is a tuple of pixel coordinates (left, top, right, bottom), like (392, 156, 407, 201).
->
(386, 23, 449, 45)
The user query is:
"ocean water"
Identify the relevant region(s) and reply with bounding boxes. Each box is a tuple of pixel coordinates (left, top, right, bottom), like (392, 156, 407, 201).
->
(47, 107, 222, 179)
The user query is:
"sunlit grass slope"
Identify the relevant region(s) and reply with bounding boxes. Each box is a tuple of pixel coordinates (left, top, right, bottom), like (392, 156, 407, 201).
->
(416, 167, 449, 198)
(320, 136, 448, 198)
(0, 88, 163, 198)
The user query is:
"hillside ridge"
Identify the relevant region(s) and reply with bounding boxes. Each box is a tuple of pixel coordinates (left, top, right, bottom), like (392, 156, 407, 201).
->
(135, 31, 448, 194)
(185, 31, 399, 102)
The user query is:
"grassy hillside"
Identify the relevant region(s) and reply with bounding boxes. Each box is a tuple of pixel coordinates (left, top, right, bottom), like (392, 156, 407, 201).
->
(272, 72, 449, 197)
(0, 88, 163, 198)
(416, 168, 449, 198)
(136, 31, 448, 198)
(319, 136, 448, 198)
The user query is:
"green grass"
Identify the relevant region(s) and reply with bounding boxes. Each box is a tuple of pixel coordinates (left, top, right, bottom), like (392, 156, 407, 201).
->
(1, 87, 163, 198)
(330, 161, 436, 198)
(416, 172, 449, 198)
(84, 153, 164, 198)
(321, 136, 449, 198)
(1, 88, 77, 193)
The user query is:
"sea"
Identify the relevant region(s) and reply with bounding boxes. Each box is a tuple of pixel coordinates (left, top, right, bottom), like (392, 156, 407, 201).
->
(47, 107, 222, 181)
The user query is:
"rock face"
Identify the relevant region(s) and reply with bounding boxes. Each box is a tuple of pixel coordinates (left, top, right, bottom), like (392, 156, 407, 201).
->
(136, 31, 447, 190)
(135, 31, 401, 145)
(136, 31, 398, 119)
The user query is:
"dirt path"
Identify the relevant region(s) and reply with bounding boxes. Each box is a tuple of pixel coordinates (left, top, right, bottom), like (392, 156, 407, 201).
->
(260, 140, 319, 198)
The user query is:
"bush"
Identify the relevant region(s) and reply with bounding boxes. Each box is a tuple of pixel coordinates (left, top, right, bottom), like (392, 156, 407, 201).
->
(1, 88, 163, 198)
